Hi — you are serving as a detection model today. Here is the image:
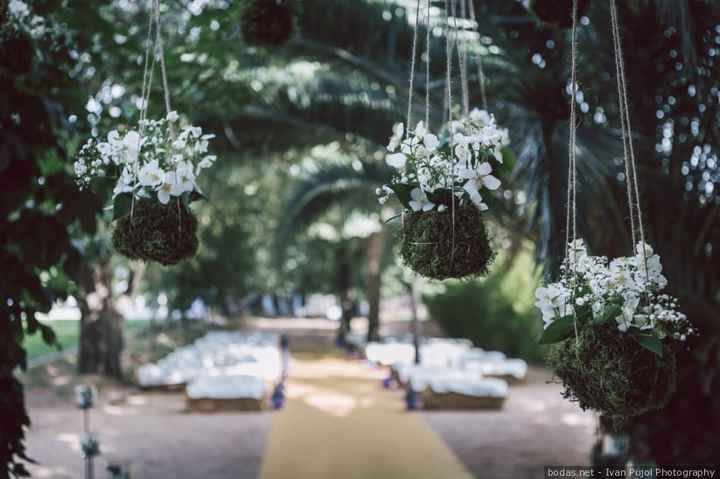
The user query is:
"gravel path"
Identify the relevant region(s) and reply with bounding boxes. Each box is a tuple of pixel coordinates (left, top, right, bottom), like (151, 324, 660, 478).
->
(25, 392, 270, 479)
(24, 360, 594, 479)
(423, 367, 597, 478)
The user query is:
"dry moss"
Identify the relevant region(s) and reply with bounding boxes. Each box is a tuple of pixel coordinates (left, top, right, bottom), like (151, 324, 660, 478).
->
(113, 200, 198, 266)
(549, 322, 678, 426)
(399, 204, 495, 280)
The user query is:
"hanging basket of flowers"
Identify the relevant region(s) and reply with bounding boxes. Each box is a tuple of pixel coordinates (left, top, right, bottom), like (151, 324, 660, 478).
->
(74, 0, 216, 266)
(241, 0, 297, 47)
(75, 114, 215, 265)
(378, 109, 509, 280)
(535, 240, 692, 425)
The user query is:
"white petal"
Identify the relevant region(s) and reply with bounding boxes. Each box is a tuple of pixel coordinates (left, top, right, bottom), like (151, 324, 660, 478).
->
(157, 189, 171, 204)
(423, 134, 439, 151)
(482, 175, 501, 190)
(477, 162, 492, 176)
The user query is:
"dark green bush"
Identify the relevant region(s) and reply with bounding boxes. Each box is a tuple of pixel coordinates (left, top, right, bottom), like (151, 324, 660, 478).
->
(424, 272, 543, 362)
(400, 205, 495, 281)
(241, 0, 295, 47)
(113, 200, 198, 266)
(530, 0, 591, 28)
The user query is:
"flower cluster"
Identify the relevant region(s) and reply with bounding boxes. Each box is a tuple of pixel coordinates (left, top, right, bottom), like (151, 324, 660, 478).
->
(535, 239, 693, 342)
(377, 108, 509, 213)
(74, 112, 216, 205)
(3, 0, 59, 39)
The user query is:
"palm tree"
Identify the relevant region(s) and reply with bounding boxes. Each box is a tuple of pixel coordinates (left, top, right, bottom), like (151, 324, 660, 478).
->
(274, 159, 393, 342)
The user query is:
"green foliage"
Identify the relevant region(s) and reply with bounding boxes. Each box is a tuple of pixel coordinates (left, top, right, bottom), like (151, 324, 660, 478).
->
(0, 1, 103, 475)
(241, 0, 297, 47)
(549, 323, 678, 426)
(529, 0, 591, 29)
(400, 205, 495, 280)
(423, 252, 543, 362)
(112, 200, 199, 266)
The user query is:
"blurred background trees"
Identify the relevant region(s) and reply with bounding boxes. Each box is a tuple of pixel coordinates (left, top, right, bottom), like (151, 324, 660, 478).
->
(2, 0, 719, 475)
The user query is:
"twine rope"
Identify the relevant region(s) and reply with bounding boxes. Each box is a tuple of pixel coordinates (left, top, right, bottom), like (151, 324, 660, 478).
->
(565, 0, 580, 345)
(406, 0, 422, 132)
(425, 0, 431, 127)
(610, 0, 649, 282)
(466, 0, 488, 111)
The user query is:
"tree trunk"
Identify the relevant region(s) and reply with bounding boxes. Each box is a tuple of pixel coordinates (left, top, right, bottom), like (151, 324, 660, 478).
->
(78, 259, 124, 380)
(365, 230, 384, 342)
(408, 280, 421, 365)
(335, 244, 353, 346)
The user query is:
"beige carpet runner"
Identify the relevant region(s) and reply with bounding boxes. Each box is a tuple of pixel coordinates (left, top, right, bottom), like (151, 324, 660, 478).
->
(259, 358, 474, 479)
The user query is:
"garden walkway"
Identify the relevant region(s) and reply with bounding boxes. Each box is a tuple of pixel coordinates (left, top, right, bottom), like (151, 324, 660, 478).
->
(259, 358, 474, 479)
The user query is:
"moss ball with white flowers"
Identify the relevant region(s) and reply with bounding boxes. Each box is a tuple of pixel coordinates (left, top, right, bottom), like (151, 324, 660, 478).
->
(241, 0, 295, 47)
(400, 204, 495, 280)
(113, 200, 198, 266)
(549, 322, 678, 425)
(529, 0, 590, 28)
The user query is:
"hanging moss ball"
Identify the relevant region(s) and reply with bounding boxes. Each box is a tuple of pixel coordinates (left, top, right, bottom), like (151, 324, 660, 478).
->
(241, 0, 294, 47)
(112, 200, 199, 266)
(549, 323, 678, 426)
(529, 0, 591, 29)
(399, 204, 495, 280)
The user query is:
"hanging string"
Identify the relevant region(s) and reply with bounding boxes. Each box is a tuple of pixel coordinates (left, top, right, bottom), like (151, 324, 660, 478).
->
(564, 0, 579, 265)
(454, 0, 470, 116)
(425, 0, 431, 127)
(155, 0, 173, 117)
(466, 0, 488, 112)
(132, 0, 159, 222)
(444, 0, 457, 264)
(407, 0, 422, 132)
(609, 0, 649, 283)
(565, 0, 580, 345)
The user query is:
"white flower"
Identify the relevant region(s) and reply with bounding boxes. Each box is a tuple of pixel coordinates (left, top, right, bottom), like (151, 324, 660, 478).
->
(198, 155, 216, 169)
(387, 123, 404, 152)
(172, 138, 187, 150)
(107, 130, 121, 144)
(9, 0, 30, 19)
(423, 134, 439, 151)
(166, 111, 179, 122)
(157, 181, 173, 204)
(123, 131, 141, 163)
(408, 188, 435, 212)
(386, 153, 407, 170)
(463, 181, 488, 211)
(414, 121, 427, 138)
(138, 161, 164, 187)
(535, 284, 573, 328)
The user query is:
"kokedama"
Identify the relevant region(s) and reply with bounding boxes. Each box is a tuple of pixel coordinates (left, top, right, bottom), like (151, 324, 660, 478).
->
(536, 240, 694, 424)
(113, 200, 198, 266)
(379, 109, 509, 280)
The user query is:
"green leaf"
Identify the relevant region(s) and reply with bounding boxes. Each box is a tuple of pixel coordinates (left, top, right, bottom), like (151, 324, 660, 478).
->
(189, 190, 206, 202)
(112, 193, 133, 221)
(633, 334, 664, 357)
(594, 303, 622, 325)
(539, 315, 575, 344)
(388, 183, 414, 209)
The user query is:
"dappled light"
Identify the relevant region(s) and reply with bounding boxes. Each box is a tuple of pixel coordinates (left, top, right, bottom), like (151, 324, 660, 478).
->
(3, 0, 719, 477)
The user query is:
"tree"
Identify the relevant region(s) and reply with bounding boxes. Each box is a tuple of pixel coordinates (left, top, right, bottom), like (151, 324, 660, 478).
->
(0, 2, 103, 475)
(274, 156, 393, 342)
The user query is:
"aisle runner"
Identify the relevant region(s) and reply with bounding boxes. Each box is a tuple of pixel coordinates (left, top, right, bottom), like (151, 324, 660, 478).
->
(259, 359, 473, 479)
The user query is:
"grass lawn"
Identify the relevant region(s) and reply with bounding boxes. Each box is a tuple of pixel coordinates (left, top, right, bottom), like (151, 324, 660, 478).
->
(24, 320, 148, 361)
